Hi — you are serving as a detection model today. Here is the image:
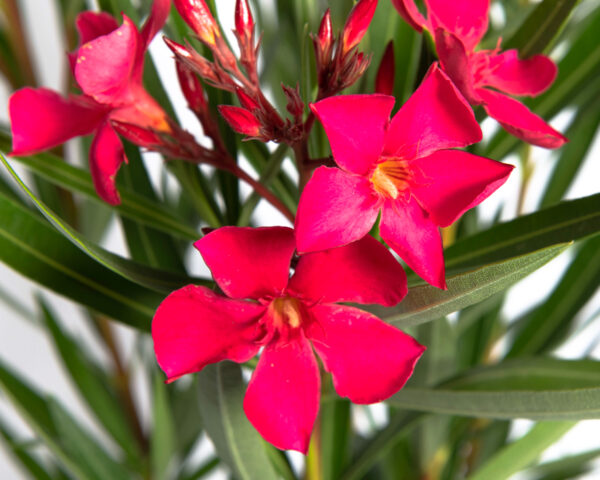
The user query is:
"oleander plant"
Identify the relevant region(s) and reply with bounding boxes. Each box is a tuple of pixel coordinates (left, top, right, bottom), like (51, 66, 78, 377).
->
(1, 0, 600, 478)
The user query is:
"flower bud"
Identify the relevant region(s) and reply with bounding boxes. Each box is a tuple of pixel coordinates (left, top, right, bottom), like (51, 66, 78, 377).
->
(235, 87, 260, 112)
(235, 0, 254, 40)
(174, 0, 220, 45)
(342, 0, 378, 53)
(218, 105, 261, 137)
(375, 41, 395, 95)
(176, 62, 207, 113)
(316, 9, 333, 60)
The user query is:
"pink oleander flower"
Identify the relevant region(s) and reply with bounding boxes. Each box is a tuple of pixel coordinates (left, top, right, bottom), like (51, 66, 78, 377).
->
(152, 226, 424, 453)
(295, 64, 514, 289)
(391, 0, 567, 148)
(9, 0, 172, 205)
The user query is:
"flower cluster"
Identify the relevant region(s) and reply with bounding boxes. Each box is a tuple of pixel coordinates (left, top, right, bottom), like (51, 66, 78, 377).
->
(8, 0, 565, 454)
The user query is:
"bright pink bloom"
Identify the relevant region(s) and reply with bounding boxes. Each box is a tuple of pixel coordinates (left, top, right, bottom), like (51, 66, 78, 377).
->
(9, 0, 171, 205)
(296, 65, 513, 289)
(391, 0, 567, 148)
(153, 226, 424, 453)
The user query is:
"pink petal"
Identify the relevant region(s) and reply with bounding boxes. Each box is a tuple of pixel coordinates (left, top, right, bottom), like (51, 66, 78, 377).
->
(140, 0, 171, 48)
(310, 94, 395, 175)
(478, 88, 568, 149)
(380, 197, 446, 289)
(425, 0, 489, 51)
(152, 285, 264, 382)
(308, 304, 425, 404)
(89, 121, 127, 205)
(295, 166, 380, 254)
(390, 0, 429, 31)
(411, 150, 514, 227)
(434, 29, 482, 104)
(75, 15, 139, 105)
(383, 64, 481, 160)
(482, 50, 557, 97)
(75, 12, 119, 45)
(194, 226, 295, 300)
(9, 88, 105, 155)
(243, 334, 320, 453)
(288, 235, 407, 306)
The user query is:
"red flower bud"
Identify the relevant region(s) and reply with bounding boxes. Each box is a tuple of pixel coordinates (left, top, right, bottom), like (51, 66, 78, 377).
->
(317, 9, 333, 58)
(375, 41, 395, 95)
(174, 0, 220, 45)
(164, 37, 221, 85)
(218, 105, 261, 137)
(176, 62, 207, 113)
(342, 0, 378, 53)
(235, 0, 254, 39)
(235, 87, 259, 111)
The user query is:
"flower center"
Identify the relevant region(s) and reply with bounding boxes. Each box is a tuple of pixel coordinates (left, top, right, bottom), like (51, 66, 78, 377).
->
(269, 296, 304, 329)
(370, 159, 412, 200)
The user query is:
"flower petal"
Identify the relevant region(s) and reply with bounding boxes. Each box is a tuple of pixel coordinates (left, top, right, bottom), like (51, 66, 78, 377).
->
(75, 15, 139, 105)
(391, 0, 429, 32)
(310, 94, 394, 175)
(434, 28, 482, 104)
(308, 304, 425, 404)
(383, 64, 481, 160)
(152, 285, 264, 382)
(295, 166, 380, 254)
(194, 226, 295, 300)
(75, 11, 119, 45)
(425, 0, 489, 51)
(9, 88, 105, 155)
(482, 50, 557, 97)
(288, 235, 407, 306)
(478, 88, 568, 149)
(89, 121, 127, 205)
(380, 197, 446, 289)
(411, 150, 514, 227)
(243, 333, 320, 453)
(140, 0, 171, 48)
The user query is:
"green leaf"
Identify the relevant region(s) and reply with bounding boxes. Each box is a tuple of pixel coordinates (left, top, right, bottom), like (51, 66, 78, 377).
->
(1, 153, 209, 293)
(389, 358, 600, 419)
(0, 416, 54, 480)
(0, 191, 159, 330)
(48, 399, 131, 480)
(525, 447, 600, 480)
(151, 374, 177, 480)
(321, 396, 351, 480)
(467, 422, 575, 480)
(39, 299, 140, 460)
(503, 0, 580, 56)
(507, 235, 600, 358)
(444, 193, 600, 274)
(373, 243, 567, 328)
(0, 145, 199, 242)
(198, 362, 279, 480)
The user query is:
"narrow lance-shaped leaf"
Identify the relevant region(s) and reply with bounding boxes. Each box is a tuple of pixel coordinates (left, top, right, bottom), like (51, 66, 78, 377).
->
(0, 153, 210, 293)
(370, 243, 568, 328)
(197, 362, 279, 480)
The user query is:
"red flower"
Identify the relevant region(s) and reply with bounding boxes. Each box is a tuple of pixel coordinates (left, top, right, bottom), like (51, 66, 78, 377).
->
(152, 226, 424, 453)
(9, 0, 172, 205)
(391, 0, 567, 148)
(295, 65, 513, 288)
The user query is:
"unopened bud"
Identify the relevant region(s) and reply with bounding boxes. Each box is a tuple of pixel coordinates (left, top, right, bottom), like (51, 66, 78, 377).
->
(164, 37, 220, 85)
(317, 9, 333, 58)
(342, 0, 378, 53)
(218, 105, 261, 137)
(375, 41, 395, 95)
(176, 62, 207, 113)
(174, 0, 220, 45)
(235, 0, 254, 39)
(235, 87, 259, 111)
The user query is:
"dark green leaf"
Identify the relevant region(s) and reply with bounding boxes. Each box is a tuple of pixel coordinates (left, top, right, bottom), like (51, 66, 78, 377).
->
(198, 362, 279, 480)
(151, 374, 177, 480)
(374, 243, 567, 327)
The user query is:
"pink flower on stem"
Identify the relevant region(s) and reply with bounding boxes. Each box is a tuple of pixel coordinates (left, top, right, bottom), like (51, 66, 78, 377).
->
(152, 226, 424, 453)
(391, 0, 567, 148)
(9, 0, 172, 205)
(295, 64, 514, 289)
